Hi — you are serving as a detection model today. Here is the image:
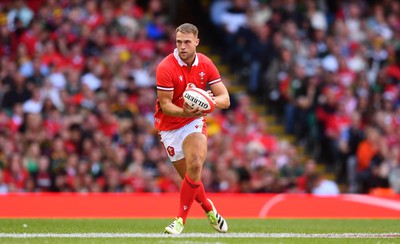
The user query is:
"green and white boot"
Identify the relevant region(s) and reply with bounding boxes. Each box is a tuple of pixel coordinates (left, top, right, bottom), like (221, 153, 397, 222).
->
(164, 217, 184, 234)
(206, 199, 228, 233)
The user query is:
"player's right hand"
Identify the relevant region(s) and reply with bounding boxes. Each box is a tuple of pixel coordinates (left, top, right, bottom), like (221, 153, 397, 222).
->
(182, 102, 206, 118)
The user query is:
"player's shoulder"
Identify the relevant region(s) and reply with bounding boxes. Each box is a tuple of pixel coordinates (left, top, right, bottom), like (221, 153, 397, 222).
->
(197, 52, 214, 65)
(157, 54, 176, 69)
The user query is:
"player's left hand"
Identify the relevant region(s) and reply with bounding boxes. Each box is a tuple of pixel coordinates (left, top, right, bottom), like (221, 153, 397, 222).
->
(207, 90, 216, 104)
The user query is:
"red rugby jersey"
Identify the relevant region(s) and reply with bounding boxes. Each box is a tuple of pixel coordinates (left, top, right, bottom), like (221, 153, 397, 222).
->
(154, 49, 221, 131)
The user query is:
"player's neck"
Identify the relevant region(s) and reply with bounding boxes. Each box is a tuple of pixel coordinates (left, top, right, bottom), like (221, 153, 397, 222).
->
(185, 57, 195, 67)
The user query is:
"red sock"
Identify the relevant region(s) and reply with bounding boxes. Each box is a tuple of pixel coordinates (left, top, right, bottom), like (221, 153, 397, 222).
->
(195, 182, 213, 213)
(178, 174, 200, 224)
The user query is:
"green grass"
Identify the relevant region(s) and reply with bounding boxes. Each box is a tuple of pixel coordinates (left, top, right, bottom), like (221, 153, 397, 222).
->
(0, 219, 399, 243)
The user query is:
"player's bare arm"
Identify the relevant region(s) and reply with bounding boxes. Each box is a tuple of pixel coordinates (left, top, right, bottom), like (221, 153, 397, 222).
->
(157, 90, 206, 118)
(209, 82, 230, 109)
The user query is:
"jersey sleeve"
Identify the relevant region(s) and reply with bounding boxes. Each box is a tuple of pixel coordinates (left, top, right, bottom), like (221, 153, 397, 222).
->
(207, 59, 221, 86)
(156, 62, 174, 91)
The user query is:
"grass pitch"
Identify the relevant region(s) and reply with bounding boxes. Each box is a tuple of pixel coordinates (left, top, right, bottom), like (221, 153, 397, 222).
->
(0, 219, 399, 243)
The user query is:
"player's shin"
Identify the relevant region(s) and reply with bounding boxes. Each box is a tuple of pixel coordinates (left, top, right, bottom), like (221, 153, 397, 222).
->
(195, 181, 213, 213)
(178, 173, 200, 223)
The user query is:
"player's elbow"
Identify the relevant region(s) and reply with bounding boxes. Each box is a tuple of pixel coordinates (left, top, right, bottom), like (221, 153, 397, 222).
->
(224, 99, 231, 109)
(220, 96, 230, 109)
(159, 102, 173, 116)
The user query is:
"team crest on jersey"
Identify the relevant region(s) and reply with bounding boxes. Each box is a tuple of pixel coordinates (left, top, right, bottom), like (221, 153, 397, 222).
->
(179, 75, 183, 81)
(167, 146, 175, 157)
(199, 72, 205, 80)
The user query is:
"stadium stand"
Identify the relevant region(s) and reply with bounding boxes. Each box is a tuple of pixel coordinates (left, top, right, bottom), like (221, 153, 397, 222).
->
(206, 0, 400, 194)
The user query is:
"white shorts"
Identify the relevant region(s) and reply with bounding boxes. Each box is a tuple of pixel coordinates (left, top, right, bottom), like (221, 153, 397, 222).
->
(159, 117, 207, 162)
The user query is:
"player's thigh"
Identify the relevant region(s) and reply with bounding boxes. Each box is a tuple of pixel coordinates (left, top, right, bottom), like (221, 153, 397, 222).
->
(182, 132, 207, 164)
(172, 158, 187, 179)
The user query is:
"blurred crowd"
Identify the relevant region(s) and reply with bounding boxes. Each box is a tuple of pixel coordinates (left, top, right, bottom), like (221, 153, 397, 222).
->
(0, 0, 179, 193)
(0, 0, 397, 195)
(210, 0, 400, 194)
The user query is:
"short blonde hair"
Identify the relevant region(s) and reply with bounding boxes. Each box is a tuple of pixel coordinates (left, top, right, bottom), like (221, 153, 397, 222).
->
(176, 23, 198, 37)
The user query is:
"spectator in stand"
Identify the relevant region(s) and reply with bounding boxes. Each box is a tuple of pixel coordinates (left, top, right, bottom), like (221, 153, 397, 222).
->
(388, 146, 400, 193)
(35, 155, 51, 191)
(265, 47, 294, 118)
(356, 126, 385, 193)
(308, 172, 340, 196)
(22, 87, 42, 114)
(7, 0, 34, 31)
(338, 111, 365, 192)
(279, 145, 304, 192)
(0, 169, 9, 193)
(1, 72, 31, 112)
(3, 153, 28, 192)
(247, 23, 271, 96)
(219, 0, 251, 71)
(296, 158, 318, 193)
(282, 64, 308, 137)
(22, 142, 40, 176)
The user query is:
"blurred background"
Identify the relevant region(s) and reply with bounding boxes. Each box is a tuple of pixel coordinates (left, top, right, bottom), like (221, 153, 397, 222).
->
(0, 0, 399, 196)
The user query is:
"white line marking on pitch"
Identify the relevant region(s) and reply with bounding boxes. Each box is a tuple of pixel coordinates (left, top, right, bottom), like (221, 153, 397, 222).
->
(0, 233, 399, 238)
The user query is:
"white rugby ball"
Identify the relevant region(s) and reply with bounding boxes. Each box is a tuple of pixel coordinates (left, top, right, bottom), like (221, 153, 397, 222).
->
(183, 87, 215, 113)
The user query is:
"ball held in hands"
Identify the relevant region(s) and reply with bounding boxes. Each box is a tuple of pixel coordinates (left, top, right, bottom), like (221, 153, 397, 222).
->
(183, 84, 215, 113)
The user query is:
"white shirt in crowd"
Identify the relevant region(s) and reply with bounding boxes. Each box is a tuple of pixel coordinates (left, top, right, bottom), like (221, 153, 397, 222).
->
(312, 179, 340, 196)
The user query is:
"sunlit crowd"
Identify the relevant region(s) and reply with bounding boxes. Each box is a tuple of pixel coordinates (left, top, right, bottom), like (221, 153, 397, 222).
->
(0, 0, 398, 195)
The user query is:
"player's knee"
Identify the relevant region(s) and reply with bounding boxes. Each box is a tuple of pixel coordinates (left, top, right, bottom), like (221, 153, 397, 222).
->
(188, 159, 202, 169)
(187, 159, 203, 175)
(186, 152, 205, 165)
(187, 166, 202, 181)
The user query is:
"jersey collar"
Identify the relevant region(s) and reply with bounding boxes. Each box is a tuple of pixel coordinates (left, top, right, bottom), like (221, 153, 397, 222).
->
(173, 48, 199, 67)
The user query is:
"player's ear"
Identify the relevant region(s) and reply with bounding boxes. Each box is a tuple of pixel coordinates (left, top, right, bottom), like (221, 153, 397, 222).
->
(196, 38, 200, 46)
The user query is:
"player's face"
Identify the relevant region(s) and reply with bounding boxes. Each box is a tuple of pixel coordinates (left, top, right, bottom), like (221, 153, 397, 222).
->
(176, 31, 199, 65)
